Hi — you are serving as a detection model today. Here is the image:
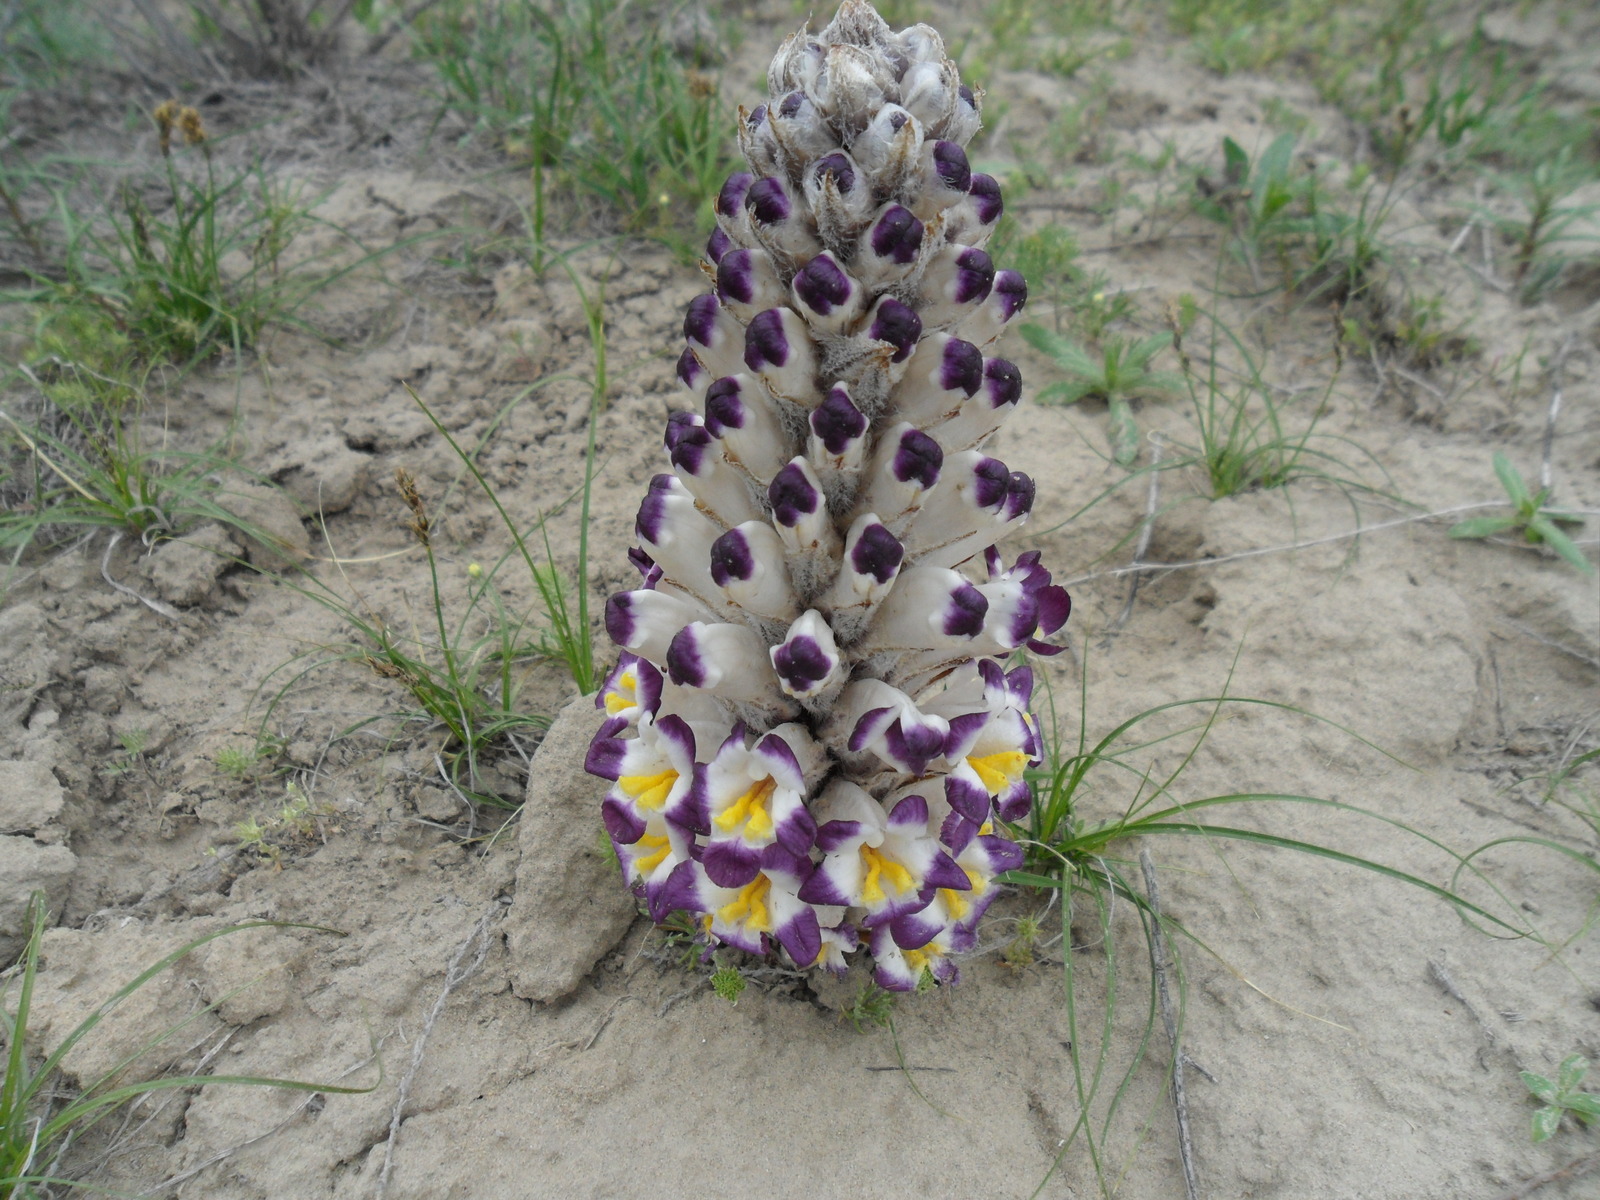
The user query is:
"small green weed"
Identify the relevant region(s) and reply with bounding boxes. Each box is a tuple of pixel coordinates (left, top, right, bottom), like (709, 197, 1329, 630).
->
(1170, 306, 1384, 502)
(1000, 913, 1043, 971)
(213, 745, 257, 779)
(0, 0, 111, 92)
(266, 469, 557, 808)
(413, 0, 734, 238)
(99, 730, 149, 781)
(1483, 149, 1600, 303)
(1449, 453, 1593, 576)
(970, 0, 1124, 78)
(213, 781, 340, 868)
(1341, 290, 1474, 371)
(0, 385, 243, 555)
(1, 892, 375, 1198)
(1331, 11, 1581, 174)
(1195, 132, 1305, 292)
(656, 911, 703, 972)
(843, 981, 896, 1034)
(709, 964, 745, 1004)
(1170, 0, 1321, 77)
(1196, 131, 1403, 316)
(167, 0, 379, 78)
(213, 734, 283, 781)
(1067, 275, 1139, 344)
(1019, 325, 1180, 466)
(7, 108, 259, 363)
(0, 101, 382, 373)
(412, 390, 598, 698)
(260, 263, 603, 809)
(1523, 1054, 1600, 1143)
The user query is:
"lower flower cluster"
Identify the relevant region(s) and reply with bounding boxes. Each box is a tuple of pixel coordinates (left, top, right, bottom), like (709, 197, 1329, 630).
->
(588, 648, 1044, 990)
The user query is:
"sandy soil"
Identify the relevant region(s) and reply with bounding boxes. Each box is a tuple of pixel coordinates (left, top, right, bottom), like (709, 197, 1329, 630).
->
(4, 3, 1600, 1198)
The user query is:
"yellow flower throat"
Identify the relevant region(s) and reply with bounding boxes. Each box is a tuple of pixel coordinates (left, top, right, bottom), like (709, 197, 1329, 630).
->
(860, 845, 915, 905)
(601, 668, 636, 713)
(632, 832, 672, 877)
(603, 669, 638, 714)
(715, 875, 773, 933)
(967, 750, 1029, 796)
(714, 777, 777, 838)
(618, 767, 677, 811)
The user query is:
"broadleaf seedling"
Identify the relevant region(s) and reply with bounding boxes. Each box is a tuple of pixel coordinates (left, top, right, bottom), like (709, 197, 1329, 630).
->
(1449, 453, 1593, 576)
(1522, 1054, 1600, 1143)
(1019, 325, 1181, 467)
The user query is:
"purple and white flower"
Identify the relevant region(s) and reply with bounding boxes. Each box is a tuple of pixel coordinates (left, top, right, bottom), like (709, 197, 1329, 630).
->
(699, 725, 818, 887)
(799, 783, 968, 925)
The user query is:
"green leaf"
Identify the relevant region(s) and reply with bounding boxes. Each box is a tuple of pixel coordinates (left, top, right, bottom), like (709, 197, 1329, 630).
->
(1222, 137, 1249, 186)
(1527, 517, 1596, 575)
(1492, 452, 1532, 509)
(997, 870, 1069, 890)
(1522, 1071, 1558, 1104)
(1036, 380, 1093, 405)
(1252, 134, 1298, 221)
(1107, 397, 1139, 467)
(1448, 515, 1519, 539)
(1137, 370, 1186, 399)
(1558, 1054, 1589, 1092)
(1125, 331, 1174, 369)
(1531, 1104, 1562, 1143)
(1019, 323, 1087, 369)
(1256, 133, 1297, 185)
(1563, 1093, 1600, 1121)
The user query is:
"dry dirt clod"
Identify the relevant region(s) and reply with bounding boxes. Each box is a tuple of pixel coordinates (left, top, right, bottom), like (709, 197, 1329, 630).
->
(0, 603, 57, 756)
(217, 480, 312, 569)
(0, 836, 76, 963)
(0, 758, 64, 832)
(197, 925, 305, 1026)
(505, 693, 638, 1004)
(141, 522, 242, 608)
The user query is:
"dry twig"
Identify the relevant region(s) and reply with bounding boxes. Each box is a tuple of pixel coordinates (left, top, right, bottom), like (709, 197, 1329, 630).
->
(1539, 335, 1575, 495)
(1488, 1151, 1600, 1200)
(1105, 434, 1164, 639)
(1141, 849, 1200, 1200)
(101, 533, 184, 622)
(375, 897, 507, 1198)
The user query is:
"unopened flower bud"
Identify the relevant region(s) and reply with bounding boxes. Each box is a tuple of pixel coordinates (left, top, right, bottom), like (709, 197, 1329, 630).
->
(717, 247, 788, 322)
(791, 251, 867, 333)
(917, 244, 995, 329)
(744, 307, 820, 404)
(746, 174, 823, 264)
(954, 269, 1027, 346)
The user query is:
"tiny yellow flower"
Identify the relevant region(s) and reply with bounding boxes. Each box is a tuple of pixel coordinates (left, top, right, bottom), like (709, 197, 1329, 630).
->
(467, 562, 483, 578)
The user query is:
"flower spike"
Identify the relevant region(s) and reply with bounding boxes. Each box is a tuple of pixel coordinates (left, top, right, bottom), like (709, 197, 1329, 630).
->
(589, 0, 1068, 992)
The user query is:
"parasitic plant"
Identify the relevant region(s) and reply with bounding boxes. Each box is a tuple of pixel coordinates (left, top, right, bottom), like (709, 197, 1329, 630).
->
(587, 0, 1068, 992)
